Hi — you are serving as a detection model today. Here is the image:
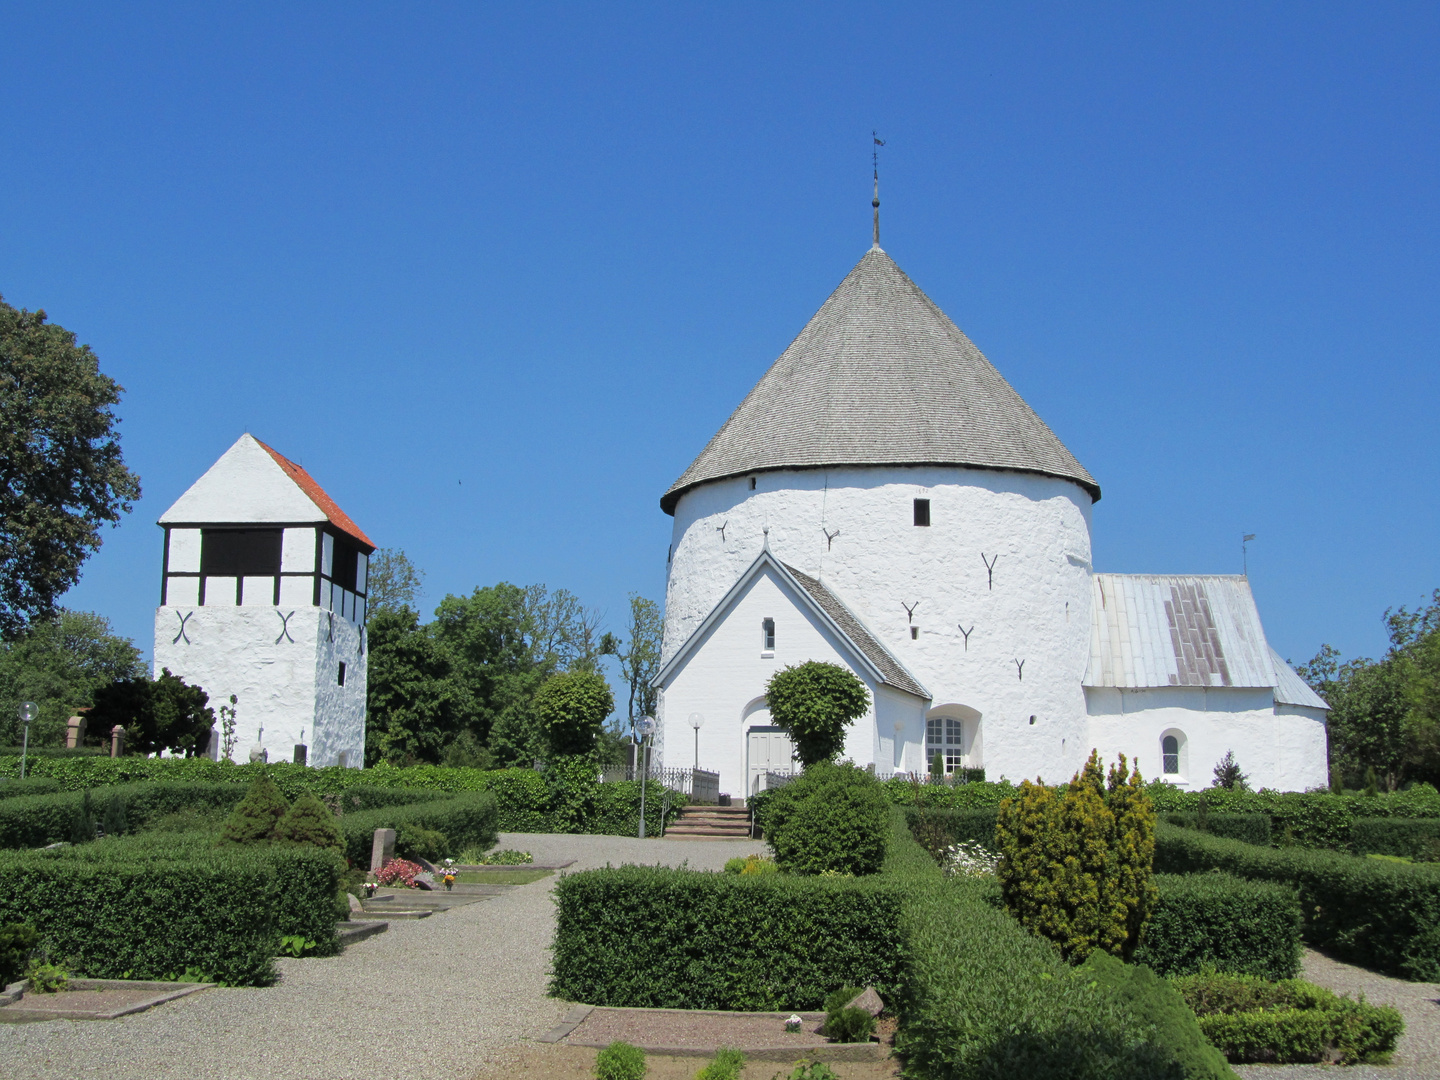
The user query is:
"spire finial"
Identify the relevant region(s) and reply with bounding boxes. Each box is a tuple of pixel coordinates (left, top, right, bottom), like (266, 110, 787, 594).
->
(871, 131, 885, 248)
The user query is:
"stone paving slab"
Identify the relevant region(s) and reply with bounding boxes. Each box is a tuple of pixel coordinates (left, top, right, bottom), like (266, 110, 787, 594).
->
(0, 981, 210, 1023)
(558, 1006, 884, 1061)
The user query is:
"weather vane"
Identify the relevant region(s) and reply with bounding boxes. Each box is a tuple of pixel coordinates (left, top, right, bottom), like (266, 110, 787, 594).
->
(872, 131, 885, 247)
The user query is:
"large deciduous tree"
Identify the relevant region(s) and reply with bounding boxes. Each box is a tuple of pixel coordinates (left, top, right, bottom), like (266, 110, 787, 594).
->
(0, 609, 145, 746)
(0, 297, 141, 638)
(764, 660, 870, 767)
(366, 547, 426, 613)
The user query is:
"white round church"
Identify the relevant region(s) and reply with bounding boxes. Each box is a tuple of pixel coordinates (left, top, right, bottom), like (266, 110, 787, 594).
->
(653, 241, 1329, 797)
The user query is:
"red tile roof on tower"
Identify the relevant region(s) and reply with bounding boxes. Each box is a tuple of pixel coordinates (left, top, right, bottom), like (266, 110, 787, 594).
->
(254, 439, 375, 550)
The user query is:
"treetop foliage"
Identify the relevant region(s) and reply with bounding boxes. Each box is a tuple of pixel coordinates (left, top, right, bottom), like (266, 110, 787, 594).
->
(764, 661, 870, 767)
(0, 609, 144, 746)
(534, 670, 614, 758)
(0, 296, 141, 638)
(87, 668, 214, 757)
(365, 547, 426, 614)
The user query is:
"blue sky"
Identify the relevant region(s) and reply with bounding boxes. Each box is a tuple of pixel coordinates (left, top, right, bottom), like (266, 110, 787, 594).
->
(2, 2, 1436, 671)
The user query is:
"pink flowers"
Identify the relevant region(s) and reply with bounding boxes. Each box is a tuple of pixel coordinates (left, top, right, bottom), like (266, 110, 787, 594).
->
(375, 857, 425, 887)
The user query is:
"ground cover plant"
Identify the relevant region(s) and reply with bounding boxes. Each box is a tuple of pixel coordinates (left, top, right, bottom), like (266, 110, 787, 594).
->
(694, 1048, 745, 1080)
(1156, 822, 1440, 980)
(1172, 970, 1404, 1064)
(594, 1040, 647, 1080)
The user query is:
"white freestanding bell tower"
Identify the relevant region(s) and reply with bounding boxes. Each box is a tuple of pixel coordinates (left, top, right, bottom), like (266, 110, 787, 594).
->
(153, 434, 373, 766)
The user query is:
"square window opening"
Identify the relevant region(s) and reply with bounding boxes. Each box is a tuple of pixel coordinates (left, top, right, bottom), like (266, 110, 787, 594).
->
(913, 498, 931, 526)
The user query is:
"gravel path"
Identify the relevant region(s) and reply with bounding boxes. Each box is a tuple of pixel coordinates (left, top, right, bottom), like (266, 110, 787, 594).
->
(0, 832, 767, 1080)
(1233, 948, 1440, 1080)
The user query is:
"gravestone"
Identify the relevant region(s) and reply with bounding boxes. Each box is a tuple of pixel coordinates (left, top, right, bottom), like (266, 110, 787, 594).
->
(845, 987, 885, 1018)
(110, 725, 126, 758)
(347, 892, 363, 912)
(65, 715, 87, 750)
(293, 743, 308, 766)
(370, 828, 396, 871)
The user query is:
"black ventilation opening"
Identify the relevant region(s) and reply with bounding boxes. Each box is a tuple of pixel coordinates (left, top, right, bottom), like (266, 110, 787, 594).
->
(338, 662, 347, 687)
(201, 529, 282, 577)
(910, 626, 919, 640)
(749, 477, 756, 490)
(913, 499, 931, 527)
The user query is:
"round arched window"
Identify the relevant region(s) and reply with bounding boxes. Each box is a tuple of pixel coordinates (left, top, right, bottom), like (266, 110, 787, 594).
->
(1162, 735, 1180, 776)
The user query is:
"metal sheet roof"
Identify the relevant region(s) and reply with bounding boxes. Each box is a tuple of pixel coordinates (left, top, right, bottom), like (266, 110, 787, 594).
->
(1085, 574, 1277, 689)
(1270, 647, 1330, 710)
(661, 247, 1099, 514)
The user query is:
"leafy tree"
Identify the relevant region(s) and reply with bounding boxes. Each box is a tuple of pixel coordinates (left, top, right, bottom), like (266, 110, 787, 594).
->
(0, 297, 142, 638)
(221, 773, 290, 844)
(274, 793, 343, 852)
(87, 668, 214, 757)
(364, 604, 457, 766)
(366, 547, 426, 613)
(995, 751, 1157, 962)
(614, 594, 661, 733)
(1211, 750, 1249, 791)
(764, 661, 870, 767)
(534, 670, 614, 758)
(0, 609, 145, 746)
(0, 922, 38, 987)
(1299, 588, 1440, 789)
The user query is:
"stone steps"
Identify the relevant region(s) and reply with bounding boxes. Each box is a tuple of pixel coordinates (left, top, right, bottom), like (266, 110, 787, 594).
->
(667, 805, 751, 839)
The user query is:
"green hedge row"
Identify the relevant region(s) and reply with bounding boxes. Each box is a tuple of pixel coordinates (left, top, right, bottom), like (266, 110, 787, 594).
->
(0, 782, 439, 851)
(339, 791, 500, 866)
(1350, 818, 1440, 862)
(886, 812, 1234, 1079)
(0, 758, 683, 837)
(0, 777, 63, 800)
(876, 774, 1440, 848)
(1161, 813, 1271, 847)
(550, 865, 906, 1010)
(1155, 822, 1440, 981)
(0, 836, 343, 985)
(1135, 873, 1302, 979)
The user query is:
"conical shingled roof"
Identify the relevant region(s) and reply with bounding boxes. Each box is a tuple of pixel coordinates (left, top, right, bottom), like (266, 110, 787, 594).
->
(661, 247, 1099, 514)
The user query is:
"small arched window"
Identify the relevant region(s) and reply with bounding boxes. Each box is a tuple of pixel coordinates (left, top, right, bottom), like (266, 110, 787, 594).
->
(761, 618, 775, 652)
(1162, 735, 1180, 776)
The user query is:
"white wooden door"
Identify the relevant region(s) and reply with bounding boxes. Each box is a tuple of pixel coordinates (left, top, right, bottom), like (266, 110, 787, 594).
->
(746, 726, 795, 797)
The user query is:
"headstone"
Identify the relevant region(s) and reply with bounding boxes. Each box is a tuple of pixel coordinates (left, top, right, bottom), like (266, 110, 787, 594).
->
(248, 744, 267, 763)
(337, 750, 350, 769)
(370, 828, 396, 871)
(413, 872, 435, 891)
(347, 892, 363, 912)
(293, 743, 308, 766)
(845, 986, 885, 1018)
(109, 725, 126, 758)
(207, 725, 220, 761)
(65, 715, 87, 750)
(414, 856, 440, 874)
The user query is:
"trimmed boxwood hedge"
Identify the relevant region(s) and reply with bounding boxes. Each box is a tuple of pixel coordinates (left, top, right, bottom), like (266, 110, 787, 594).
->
(550, 864, 906, 1010)
(0, 836, 343, 985)
(338, 790, 499, 866)
(1135, 873, 1302, 978)
(903, 806, 998, 852)
(1155, 822, 1440, 980)
(0, 758, 683, 836)
(1350, 817, 1440, 862)
(1161, 813, 1271, 847)
(888, 812, 1234, 1079)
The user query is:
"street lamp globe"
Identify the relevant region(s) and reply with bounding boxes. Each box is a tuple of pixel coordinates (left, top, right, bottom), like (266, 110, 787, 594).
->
(688, 712, 704, 731)
(637, 716, 657, 739)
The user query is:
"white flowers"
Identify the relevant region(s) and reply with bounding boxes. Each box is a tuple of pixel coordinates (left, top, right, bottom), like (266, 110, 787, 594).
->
(785, 1015, 803, 1032)
(941, 841, 999, 877)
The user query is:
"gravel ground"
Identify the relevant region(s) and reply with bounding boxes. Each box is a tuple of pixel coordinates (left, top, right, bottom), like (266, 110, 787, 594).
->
(1233, 948, 1440, 1080)
(0, 832, 767, 1080)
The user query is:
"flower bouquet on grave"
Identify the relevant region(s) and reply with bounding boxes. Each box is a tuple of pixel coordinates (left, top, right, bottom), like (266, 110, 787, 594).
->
(441, 858, 457, 891)
(375, 857, 424, 888)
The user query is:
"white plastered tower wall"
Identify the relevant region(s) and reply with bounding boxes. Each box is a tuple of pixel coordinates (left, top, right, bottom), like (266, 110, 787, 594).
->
(153, 434, 373, 765)
(662, 466, 1096, 785)
(653, 241, 1330, 795)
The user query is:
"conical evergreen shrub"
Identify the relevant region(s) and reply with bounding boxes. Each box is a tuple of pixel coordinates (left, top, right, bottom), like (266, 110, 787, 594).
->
(69, 791, 97, 845)
(221, 773, 290, 844)
(274, 793, 344, 852)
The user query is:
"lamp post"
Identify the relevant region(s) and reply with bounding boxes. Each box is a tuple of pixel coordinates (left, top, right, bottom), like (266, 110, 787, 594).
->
(18, 702, 38, 779)
(688, 712, 704, 770)
(636, 715, 657, 839)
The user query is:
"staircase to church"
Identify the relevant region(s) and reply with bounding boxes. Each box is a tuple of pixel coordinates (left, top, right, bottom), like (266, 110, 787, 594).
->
(666, 804, 751, 839)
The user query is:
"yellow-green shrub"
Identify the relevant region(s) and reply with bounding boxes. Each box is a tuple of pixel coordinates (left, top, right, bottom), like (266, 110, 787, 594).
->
(995, 751, 1157, 961)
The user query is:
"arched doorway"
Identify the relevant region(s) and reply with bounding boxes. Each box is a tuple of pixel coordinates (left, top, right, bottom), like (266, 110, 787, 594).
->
(925, 703, 982, 774)
(742, 695, 795, 799)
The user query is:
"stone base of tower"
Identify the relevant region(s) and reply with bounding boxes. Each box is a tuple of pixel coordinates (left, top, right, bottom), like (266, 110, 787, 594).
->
(154, 605, 366, 767)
